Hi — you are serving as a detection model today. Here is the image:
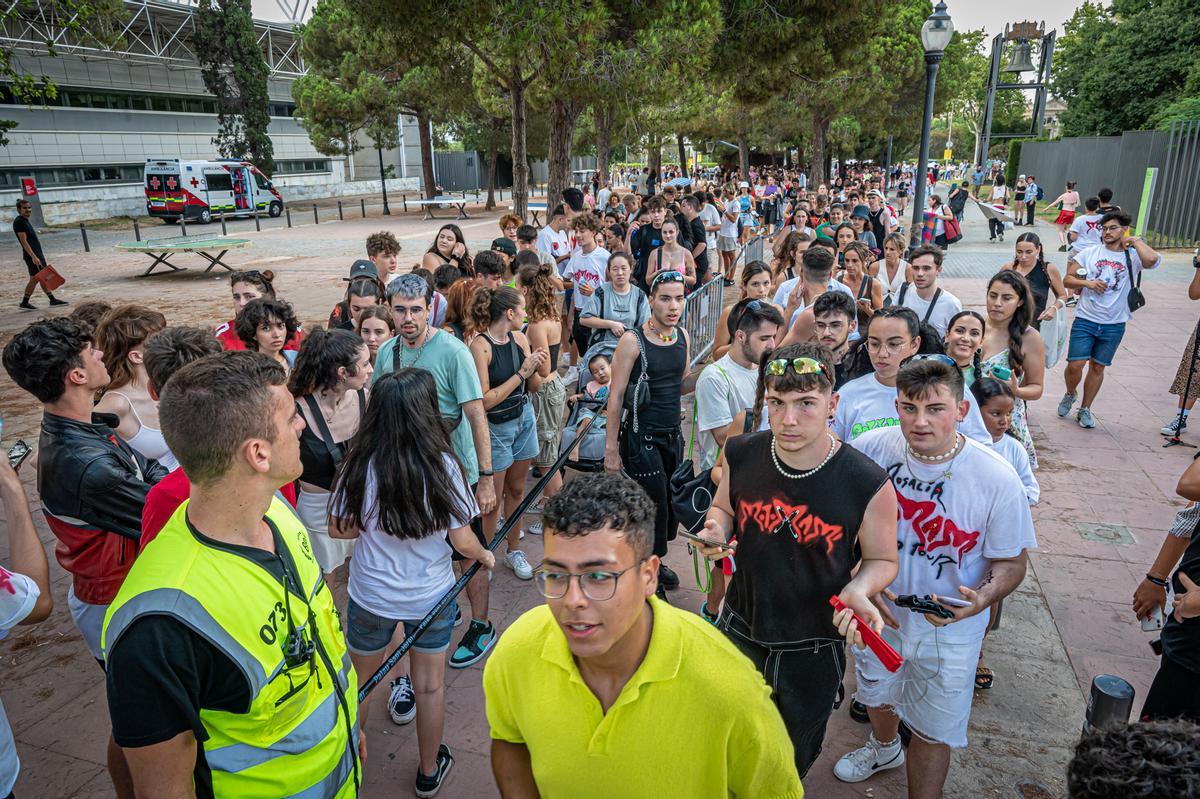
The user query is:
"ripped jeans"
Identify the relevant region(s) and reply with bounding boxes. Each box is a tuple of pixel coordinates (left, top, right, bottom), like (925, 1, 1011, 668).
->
(718, 606, 846, 778)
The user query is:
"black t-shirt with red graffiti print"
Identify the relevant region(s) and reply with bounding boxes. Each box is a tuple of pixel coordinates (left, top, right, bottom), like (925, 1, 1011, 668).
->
(724, 431, 890, 643)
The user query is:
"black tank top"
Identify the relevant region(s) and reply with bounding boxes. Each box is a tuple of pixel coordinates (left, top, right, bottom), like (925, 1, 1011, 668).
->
(868, 208, 887, 245)
(486, 332, 526, 423)
(723, 431, 889, 643)
(1022, 262, 1051, 323)
(623, 327, 686, 431)
(297, 391, 365, 490)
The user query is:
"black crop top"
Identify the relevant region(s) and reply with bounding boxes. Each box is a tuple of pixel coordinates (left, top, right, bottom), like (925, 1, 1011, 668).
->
(298, 390, 365, 490)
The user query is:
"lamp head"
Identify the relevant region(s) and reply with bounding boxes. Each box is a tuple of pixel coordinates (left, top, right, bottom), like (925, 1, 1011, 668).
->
(921, 1, 954, 54)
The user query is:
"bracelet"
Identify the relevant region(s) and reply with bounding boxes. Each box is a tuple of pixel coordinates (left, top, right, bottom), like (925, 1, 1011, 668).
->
(1146, 573, 1170, 588)
(478, 469, 494, 477)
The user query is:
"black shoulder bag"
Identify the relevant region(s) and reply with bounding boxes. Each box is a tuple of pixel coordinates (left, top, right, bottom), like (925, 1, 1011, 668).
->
(1126, 247, 1146, 313)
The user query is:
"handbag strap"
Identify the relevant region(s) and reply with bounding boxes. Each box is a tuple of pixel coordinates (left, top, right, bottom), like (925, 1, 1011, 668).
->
(631, 327, 650, 434)
(1126, 247, 1141, 289)
(301, 394, 345, 466)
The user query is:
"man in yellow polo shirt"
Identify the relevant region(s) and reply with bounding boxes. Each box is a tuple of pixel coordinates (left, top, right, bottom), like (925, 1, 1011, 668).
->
(483, 473, 803, 798)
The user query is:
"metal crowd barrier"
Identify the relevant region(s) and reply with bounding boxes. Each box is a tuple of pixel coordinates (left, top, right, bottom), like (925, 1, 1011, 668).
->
(680, 275, 725, 368)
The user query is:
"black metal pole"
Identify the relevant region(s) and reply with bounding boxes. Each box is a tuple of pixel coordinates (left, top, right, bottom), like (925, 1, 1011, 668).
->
(360, 198, 366, 218)
(79, 223, 90, 252)
(910, 52, 943, 248)
(337, 200, 343, 221)
(313, 204, 319, 225)
(133, 219, 141, 242)
(884, 136, 894, 194)
(220, 212, 227, 237)
(378, 148, 391, 215)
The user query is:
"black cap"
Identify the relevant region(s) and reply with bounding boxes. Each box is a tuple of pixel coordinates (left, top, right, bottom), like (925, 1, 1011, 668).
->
(346, 259, 378, 281)
(491, 237, 517, 256)
(562, 186, 585, 212)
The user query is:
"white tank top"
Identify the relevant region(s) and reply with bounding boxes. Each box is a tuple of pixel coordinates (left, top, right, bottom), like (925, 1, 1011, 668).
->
(109, 391, 178, 471)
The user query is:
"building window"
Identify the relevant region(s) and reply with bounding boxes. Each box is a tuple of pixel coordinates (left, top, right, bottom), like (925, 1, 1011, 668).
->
(273, 159, 331, 176)
(0, 84, 279, 119)
(0, 163, 144, 188)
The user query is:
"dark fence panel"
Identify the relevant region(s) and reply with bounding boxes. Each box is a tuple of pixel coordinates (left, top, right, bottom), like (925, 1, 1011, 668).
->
(1019, 123, 1200, 248)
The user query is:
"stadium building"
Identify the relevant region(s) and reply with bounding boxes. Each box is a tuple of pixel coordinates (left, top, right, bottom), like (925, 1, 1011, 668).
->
(0, 0, 422, 223)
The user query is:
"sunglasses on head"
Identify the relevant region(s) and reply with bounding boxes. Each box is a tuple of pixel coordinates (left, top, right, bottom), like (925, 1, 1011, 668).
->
(651, 270, 685, 287)
(765, 357, 831, 379)
(907, 353, 957, 368)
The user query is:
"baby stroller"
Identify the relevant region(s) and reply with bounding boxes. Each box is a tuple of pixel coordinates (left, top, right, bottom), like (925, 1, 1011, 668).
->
(558, 337, 615, 472)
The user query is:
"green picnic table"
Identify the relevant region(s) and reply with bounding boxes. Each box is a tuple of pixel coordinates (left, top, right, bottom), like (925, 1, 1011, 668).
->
(115, 236, 252, 277)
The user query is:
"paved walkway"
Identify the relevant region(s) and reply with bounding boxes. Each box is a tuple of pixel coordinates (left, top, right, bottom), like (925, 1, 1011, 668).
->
(1, 190, 1194, 798)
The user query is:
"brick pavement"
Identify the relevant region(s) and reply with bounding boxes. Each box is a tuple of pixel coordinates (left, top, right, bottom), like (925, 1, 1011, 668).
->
(1, 190, 1196, 798)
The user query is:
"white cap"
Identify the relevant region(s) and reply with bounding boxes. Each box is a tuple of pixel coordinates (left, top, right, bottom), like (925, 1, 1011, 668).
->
(738, 181, 749, 188)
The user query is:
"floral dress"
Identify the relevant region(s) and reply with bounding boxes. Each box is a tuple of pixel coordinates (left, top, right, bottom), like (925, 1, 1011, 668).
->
(982, 349, 1037, 469)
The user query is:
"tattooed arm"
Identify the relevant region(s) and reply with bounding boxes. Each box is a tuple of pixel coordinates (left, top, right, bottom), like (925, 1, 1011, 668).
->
(926, 552, 1028, 627)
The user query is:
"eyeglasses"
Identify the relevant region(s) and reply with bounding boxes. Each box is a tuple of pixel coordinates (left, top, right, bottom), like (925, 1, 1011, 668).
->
(651, 270, 685, 287)
(907, 353, 957, 367)
(765, 357, 831, 379)
(534, 563, 642, 601)
(1100, 224, 1125, 232)
(865, 338, 912, 354)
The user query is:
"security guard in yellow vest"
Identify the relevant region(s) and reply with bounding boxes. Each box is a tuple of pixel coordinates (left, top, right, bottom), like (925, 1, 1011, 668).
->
(102, 351, 361, 798)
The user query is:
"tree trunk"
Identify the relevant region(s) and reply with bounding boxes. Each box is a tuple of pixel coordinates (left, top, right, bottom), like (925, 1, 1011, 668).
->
(595, 104, 613, 186)
(676, 133, 687, 175)
(737, 131, 749, 178)
(648, 136, 662, 183)
(416, 112, 435, 199)
(485, 123, 499, 211)
(809, 115, 829, 187)
(509, 72, 529, 219)
(547, 97, 582, 208)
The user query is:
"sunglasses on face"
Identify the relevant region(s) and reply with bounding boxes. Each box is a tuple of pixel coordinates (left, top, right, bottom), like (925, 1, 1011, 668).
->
(765, 357, 831, 379)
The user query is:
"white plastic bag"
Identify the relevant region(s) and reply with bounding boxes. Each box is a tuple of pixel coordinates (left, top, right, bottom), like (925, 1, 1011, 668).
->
(1042, 304, 1069, 369)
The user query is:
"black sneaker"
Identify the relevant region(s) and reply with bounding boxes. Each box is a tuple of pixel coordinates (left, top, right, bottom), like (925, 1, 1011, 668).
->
(849, 699, 869, 723)
(1162, 416, 1188, 437)
(414, 744, 454, 798)
(387, 675, 416, 725)
(18, 300, 35, 310)
(448, 619, 497, 669)
(658, 563, 680, 590)
(48, 297, 68, 306)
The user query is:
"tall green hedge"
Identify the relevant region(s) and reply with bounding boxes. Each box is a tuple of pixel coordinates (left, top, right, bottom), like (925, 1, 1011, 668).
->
(1005, 139, 1026, 187)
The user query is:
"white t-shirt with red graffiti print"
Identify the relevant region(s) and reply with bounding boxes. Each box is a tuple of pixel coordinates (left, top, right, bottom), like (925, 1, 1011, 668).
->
(852, 427, 1037, 644)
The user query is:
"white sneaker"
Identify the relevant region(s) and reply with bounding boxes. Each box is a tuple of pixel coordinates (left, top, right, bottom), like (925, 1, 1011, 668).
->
(505, 549, 534, 580)
(563, 366, 579, 386)
(526, 520, 543, 536)
(833, 734, 905, 783)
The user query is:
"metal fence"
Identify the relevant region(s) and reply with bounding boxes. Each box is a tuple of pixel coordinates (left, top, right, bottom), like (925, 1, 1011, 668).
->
(1019, 121, 1200, 248)
(681, 275, 725, 368)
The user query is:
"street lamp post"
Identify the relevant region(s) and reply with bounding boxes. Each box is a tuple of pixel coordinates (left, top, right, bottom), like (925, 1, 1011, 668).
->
(909, 1, 954, 248)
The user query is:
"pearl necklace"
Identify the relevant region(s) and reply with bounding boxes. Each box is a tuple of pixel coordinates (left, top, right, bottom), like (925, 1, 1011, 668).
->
(904, 433, 964, 479)
(771, 433, 838, 479)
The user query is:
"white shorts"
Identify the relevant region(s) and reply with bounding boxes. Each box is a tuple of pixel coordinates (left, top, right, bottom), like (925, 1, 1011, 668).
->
(296, 489, 354, 575)
(67, 586, 108, 663)
(853, 624, 979, 748)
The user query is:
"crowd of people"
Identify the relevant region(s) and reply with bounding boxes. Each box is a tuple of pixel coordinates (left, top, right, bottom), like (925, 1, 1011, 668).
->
(0, 157, 1195, 799)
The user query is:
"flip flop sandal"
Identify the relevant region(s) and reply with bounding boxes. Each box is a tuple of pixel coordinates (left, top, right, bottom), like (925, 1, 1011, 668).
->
(975, 667, 995, 690)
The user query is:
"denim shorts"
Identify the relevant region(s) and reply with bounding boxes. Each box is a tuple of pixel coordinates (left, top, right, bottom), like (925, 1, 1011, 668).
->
(345, 597, 456, 656)
(1067, 317, 1126, 367)
(488, 402, 539, 472)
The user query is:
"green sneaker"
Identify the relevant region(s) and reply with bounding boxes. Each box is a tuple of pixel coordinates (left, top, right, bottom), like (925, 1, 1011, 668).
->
(449, 620, 497, 669)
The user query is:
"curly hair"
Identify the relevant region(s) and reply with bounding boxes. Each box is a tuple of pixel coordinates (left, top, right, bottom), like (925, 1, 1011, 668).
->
(235, 298, 298, 352)
(287, 328, 366, 398)
(469, 285, 522, 331)
(542, 472, 655, 561)
(95, 305, 167, 392)
(498, 213, 523, 233)
(1068, 719, 1200, 799)
(365, 230, 400, 257)
(443, 278, 480, 338)
(143, 326, 222, 394)
(517, 262, 560, 323)
(2, 317, 91, 403)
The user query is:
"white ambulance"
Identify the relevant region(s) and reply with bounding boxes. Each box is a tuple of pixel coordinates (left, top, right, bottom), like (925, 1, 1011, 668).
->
(144, 158, 285, 224)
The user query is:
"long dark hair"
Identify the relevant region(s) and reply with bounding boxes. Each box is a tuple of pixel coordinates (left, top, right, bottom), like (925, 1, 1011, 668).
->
(987, 270, 1034, 376)
(427, 223, 472, 271)
(1015, 231, 1047, 279)
(332, 369, 473, 540)
(287, 328, 365, 397)
(945, 310, 986, 377)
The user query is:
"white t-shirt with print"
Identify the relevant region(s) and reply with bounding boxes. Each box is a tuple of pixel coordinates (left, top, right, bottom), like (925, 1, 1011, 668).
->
(562, 246, 610, 310)
(1069, 214, 1104, 252)
(719, 200, 740, 238)
(852, 427, 1037, 644)
(897, 285, 963, 337)
(773, 277, 861, 340)
(537, 225, 571, 264)
(699, 203, 721, 252)
(1072, 243, 1161, 325)
(834, 372, 991, 445)
(341, 453, 479, 620)
(1, 565, 39, 796)
(694, 354, 759, 470)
